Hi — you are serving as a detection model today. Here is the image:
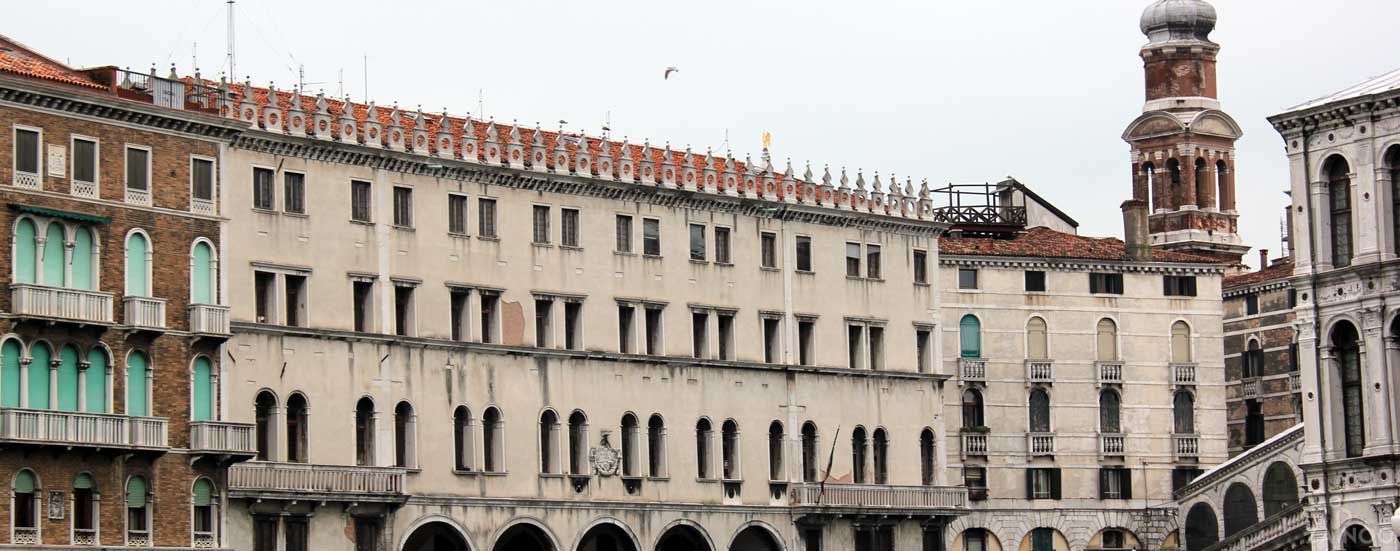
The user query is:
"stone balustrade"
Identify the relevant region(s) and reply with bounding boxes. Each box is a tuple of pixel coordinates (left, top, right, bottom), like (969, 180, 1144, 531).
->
(1172, 363, 1197, 385)
(961, 432, 988, 458)
(1173, 433, 1200, 460)
(0, 408, 167, 449)
(189, 304, 231, 335)
(1026, 360, 1054, 383)
(190, 421, 257, 455)
(229, 462, 407, 502)
(1202, 504, 1307, 551)
(1027, 432, 1055, 456)
(1097, 361, 1124, 384)
(789, 483, 967, 510)
(123, 296, 167, 329)
(1100, 433, 1126, 456)
(959, 358, 987, 383)
(11, 283, 113, 324)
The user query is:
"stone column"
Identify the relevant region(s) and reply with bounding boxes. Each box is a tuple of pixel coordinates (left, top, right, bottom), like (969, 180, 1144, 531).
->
(76, 361, 89, 412)
(1311, 179, 1334, 270)
(1200, 160, 1218, 210)
(17, 358, 30, 408)
(1361, 307, 1394, 455)
(1180, 156, 1198, 208)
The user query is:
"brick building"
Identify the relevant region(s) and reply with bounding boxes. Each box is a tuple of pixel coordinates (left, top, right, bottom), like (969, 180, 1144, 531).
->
(0, 36, 248, 549)
(1221, 254, 1300, 456)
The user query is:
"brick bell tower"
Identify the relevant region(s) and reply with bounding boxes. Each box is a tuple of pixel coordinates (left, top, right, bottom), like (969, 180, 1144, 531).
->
(1122, 0, 1249, 268)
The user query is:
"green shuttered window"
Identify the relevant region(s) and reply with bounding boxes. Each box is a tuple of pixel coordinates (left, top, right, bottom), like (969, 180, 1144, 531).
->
(959, 315, 981, 358)
(192, 357, 213, 421)
(126, 352, 149, 416)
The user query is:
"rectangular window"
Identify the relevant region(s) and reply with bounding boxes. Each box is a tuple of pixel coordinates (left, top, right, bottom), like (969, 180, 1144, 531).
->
(480, 293, 499, 343)
(760, 232, 778, 268)
(615, 215, 633, 253)
(916, 329, 932, 373)
(534, 298, 554, 347)
(868, 326, 884, 370)
(717, 313, 735, 360)
(449, 288, 470, 341)
(126, 147, 150, 191)
(1245, 294, 1259, 315)
(803, 528, 824, 551)
(763, 317, 781, 364)
(393, 284, 415, 336)
(350, 180, 372, 222)
(1090, 273, 1124, 294)
(618, 304, 636, 354)
(692, 311, 709, 358)
(690, 224, 706, 261)
(965, 529, 987, 551)
(191, 157, 214, 202)
(965, 467, 988, 501)
(715, 227, 732, 264)
(284, 274, 308, 327)
(448, 194, 468, 235)
(798, 319, 815, 366)
(284, 518, 309, 551)
(252, 167, 275, 210)
(796, 236, 813, 272)
(1172, 467, 1204, 493)
(73, 137, 98, 185)
(14, 128, 39, 174)
(645, 306, 663, 355)
(1288, 289, 1298, 308)
(1164, 275, 1197, 297)
(392, 187, 414, 227)
(564, 301, 582, 350)
(643, 218, 661, 256)
(1025, 270, 1047, 292)
(913, 249, 928, 284)
(353, 280, 374, 332)
(478, 198, 497, 238)
(254, 271, 276, 324)
(561, 208, 580, 247)
(867, 244, 882, 279)
(354, 518, 382, 551)
(959, 268, 978, 290)
(1027, 468, 1061, 500)
(1099, 467, 1133, 499)
(848, 324, 865, 369)
(253, 516, 279, 551)
(846, 242, 862, 277)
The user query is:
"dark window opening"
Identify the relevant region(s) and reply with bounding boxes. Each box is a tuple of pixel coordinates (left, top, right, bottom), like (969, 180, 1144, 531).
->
(284, 172, 305, 214)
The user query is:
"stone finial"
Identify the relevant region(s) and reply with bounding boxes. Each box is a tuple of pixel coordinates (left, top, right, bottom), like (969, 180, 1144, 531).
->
(169, 63, 179, 79)
(315, 92, 329, 113)
(873, 171, 884, 193)
(486, 120, 499, 141)
(462, 115, 476, 135)
(803, 161, 813, 182)
(822, 164, 832, 186)
(783, 158, 794, 179)
(905, 177, 915, 197)
(533, 122, 545, 146)
(508, 124, 521, 144)
(839, 167, 849, 188)
(919, 179, 931, 199)
(855, 170, 866, 190)
(413, 107, 426, 127)
(290, 86, 303, 107)
(367, 101, 379, 119)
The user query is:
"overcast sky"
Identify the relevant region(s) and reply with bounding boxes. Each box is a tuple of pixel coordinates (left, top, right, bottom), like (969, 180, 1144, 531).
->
(12, 1, 1400, 265)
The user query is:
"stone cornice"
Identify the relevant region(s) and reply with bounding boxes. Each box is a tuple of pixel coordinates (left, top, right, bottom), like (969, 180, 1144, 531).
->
(1222, 279, 1291, 299)
(940, 254, 1224, 276)
(1268, 93, 1400, 136)
(0, 75, 246, 142)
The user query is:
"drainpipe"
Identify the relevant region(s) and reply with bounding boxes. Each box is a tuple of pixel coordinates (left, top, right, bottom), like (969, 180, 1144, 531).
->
(1299, 123, 1335, 546)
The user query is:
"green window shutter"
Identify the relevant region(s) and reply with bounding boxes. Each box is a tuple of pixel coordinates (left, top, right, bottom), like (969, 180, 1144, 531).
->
(73, 473, 94, 490)
(192, 479, 213, 507)
(1, 340, 21, 407)
(14, 219, 37, 284)
(86, 349, 108, 413)
(72, 228, 94, 290)
(959, 316, 981, 358)
(14, 470, 36, 493)
(125, 233, 149, 297)
(126, 352, 149, 416)
(126, 476, 147, 508)
(28, 342, 51, 409)
(57, 345, 79, 411)
(192, 242, 213, 304)
(192, 357, 213, 421)
(43, 223, 66, 287)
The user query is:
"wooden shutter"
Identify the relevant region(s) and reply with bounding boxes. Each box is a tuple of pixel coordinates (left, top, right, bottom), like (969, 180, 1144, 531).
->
(1050, 469, 1062, 499)
(1098, 469, 1108, 499)
(1025, 469, 1035, 499)
(1122, 468, 1133, 499)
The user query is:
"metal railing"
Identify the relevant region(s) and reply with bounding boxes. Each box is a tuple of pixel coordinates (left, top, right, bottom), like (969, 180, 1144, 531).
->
(959, 358, 987, 382)
(960, 432, 988, 457)
(229, 462, 406, 496)
(108, 67, 230, 116)
(13, 526, 38, 545)
(1202, 504, 1306, 551)
(190, 421, 257, 454)
(11, 283, 114, 324)
(189, 304, 231, 335)
(1172, 363, 1197, 385)
(1027, 432, 1055, 456)
(1173, 434, 1200, 459)
(1026, 360, 1053, 383)
(124, 296, 167, 329)
(0, 408, 167, 449)
(1097, 361, 1124, 384)
(1100, 433, 1125, 456)
(789, 483, 967, 509)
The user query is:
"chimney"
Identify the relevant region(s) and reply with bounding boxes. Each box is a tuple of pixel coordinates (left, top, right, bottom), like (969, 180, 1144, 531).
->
(1121, 200, 1152, 262)
(1258, 249, 1269, 271)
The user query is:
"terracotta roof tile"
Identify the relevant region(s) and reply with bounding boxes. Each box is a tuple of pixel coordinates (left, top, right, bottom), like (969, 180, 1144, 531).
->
(1223, 259, 1295, 289)
(0, 35, 105, 90)
(940, 227, 1220, 264)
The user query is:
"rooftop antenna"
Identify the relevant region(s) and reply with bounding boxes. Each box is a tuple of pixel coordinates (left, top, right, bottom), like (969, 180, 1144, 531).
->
(477, 89, 484, 120)
(225, 0, 235, 80)
(362, 54, 369, 100)
(192, 42, 197, 76)
(337, 68, 344, 98)
(720, 128, 730, 152)
(602, 110, 612, 139)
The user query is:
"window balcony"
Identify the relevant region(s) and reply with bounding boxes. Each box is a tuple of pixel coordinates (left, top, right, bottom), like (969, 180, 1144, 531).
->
(10, 283, 114, 325)
(1171, 363, 1197, 386)
(1096, 361, 1124, 385)
(1289, 373, 1301, 392)
(189, 303, 231, 336)
(789, 482, 967, 511)
(1025, 359, 1053, 384)
(123, 296, 167, 330)
(13, 526, 38, 545)
(959, 358, 987, 384)
(71, 179, 97, 198)
(1099, 433, 1126, 457)
(193, 532, 216, 549)
(191, 197, 217, 215)
(125, 187, 151, 206)
(1173, 433, 1200, 461)
(1240, 377, 1261, 399)
(228, 462, 407, 503)
(12, 169, 41, 190)
(0, 408, 168, 450)
(1027, 432, 1055, 456)
(960, 432, 988, 458)
(190, 420, 257, 457)
(73, 528, 97, 546)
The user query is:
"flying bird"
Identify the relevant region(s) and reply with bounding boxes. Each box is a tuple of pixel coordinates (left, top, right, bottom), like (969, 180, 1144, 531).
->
(664, 66, 679, 80)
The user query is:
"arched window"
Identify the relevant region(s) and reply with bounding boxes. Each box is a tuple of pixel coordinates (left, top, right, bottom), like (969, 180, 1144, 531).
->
(1, 339, 20, 407)
(959, 315, 981, 358)
(647, 414, 666, 477)
(539, 410, 560, 474)
(695, 418, 714, 479)
(125, 351, 149, 417)
(872, 428, 889, 484)
(482, 407, 503, 472)
(1195, 157, 1210, 209)
(354, 397, 374, 466)
(768, 421, 785, 482)
(962, 389, 985, 428)
(801, 422, 819, 482)
(14, 218, 37, 284)
(72, 473, 97, 541)
(1029, 389, 1051, 433)
(191, 241, 216, 304)
(1333, 322, 1364, 458)
(393, 401, 415, 468)
(1222, 483, 1258, 537)
(85, 347, 108, 413)
(12, 470, 38, 538)
(1389, 147, 1400, 254)
(1342, 525, 1373, 551)
(721, 419, 740, 480)
(254, 391, 277, 461)
(621, 413, 640, 477)
(72, 227, 94, 290)
(126, 476, 150, 544)
(1217, 160, 1232, 211)
(851, 426, 869, 484)
(191, 478, 216, 544)
(29, 341, 51, 409)
(191, 357, 214, 421)
(1100, 390, 1121, 433)
(1143, 162, 1159, 210)
(1097, 319, 1118, 361)
(568, 410, 588, 475)
(285, 393, 307, 463)
(124, 231, 150, 296)
(43, 222, 65, 287)
(453, 406, 474, 471)
(1326, 157, 1353, 267)
(1173, 391, 1195, 434)
(1171, 321, 1192, 363)
(1243, 339, 1263, 378)
(1026, 317, 1048, 360)
(1262, 462, 1299, 517)
(920, 428, 936, 485)
(1167, 158, 1182, 208)
(57, 345, 79, 411)
(1185, 503, 1219, 551)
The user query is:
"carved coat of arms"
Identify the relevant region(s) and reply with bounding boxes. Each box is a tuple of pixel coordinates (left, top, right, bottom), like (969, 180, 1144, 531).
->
(590, 430, 621, 476)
